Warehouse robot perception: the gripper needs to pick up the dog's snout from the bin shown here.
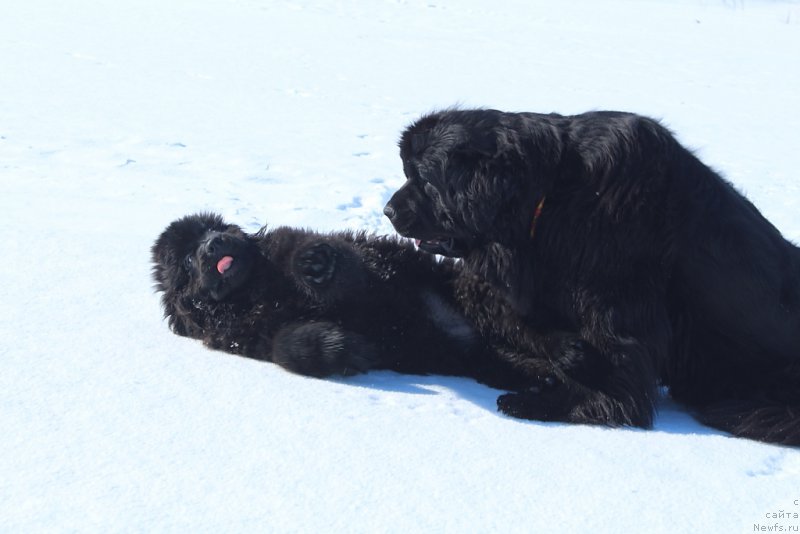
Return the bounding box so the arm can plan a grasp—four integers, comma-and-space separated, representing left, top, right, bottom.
203, 232, 224, 255
383, 204, 396, 220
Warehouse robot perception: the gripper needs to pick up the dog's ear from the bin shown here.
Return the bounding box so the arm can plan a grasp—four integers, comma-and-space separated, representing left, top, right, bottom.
162, 292, 201, 338
409, 132, 430, 157
462, 128, 496, 157
437, 124, 497, 162
399, 113, 442, 159
436, 123, 497, 159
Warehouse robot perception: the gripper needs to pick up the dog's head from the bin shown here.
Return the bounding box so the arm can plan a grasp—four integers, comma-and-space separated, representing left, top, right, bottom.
151, 213, 258, 333
384, 109, 539, 257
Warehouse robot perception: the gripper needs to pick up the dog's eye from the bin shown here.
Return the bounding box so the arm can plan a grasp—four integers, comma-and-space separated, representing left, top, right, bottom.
183, 254, 194, 271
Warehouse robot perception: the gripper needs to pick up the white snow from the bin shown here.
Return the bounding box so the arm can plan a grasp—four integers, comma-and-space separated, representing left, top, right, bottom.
2, 0, 800, 532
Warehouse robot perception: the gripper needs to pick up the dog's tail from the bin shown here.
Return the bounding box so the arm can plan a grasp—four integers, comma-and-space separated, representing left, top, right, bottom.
695, 399, 800, 446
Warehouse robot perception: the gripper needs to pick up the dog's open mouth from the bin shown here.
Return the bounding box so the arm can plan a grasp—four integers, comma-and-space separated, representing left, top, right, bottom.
415, 238, 468, 257
217, 255, 234, 274
208, 253, 252, 301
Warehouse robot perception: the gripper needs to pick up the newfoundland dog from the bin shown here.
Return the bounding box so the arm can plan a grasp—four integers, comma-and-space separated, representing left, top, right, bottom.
151, 212, 553, 388
384, 108, 800, 446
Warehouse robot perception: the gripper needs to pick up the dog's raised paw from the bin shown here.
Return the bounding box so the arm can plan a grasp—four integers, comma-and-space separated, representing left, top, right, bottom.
296, 242, 337, 285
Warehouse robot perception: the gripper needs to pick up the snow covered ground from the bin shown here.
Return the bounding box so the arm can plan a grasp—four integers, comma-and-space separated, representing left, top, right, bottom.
2, 0, 800, 532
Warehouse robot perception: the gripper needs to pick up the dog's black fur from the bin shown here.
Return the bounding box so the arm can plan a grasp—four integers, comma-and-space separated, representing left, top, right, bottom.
385, 108, 800, 446
151, 212, 543, 388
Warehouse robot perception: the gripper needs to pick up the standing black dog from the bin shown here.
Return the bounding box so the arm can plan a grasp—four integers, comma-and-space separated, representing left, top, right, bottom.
384, 108, 800, 446
151, 212, 537, 389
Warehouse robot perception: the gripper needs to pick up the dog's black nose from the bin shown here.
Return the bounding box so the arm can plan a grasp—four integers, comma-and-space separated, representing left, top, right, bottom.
383, 204, 396, 219
203, 232, 224, 255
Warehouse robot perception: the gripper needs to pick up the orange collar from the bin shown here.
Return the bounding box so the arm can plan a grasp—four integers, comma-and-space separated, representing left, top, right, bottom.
529, 196, 546, 239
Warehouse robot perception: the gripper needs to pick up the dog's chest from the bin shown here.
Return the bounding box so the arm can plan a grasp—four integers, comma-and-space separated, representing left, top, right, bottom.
421, 291, 477, 344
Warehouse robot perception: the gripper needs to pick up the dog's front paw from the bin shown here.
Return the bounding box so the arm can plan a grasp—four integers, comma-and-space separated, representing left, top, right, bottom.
295, 242, 337, 286
546, 335, 611, 388
496, 374, 570, 421
552, 338, 599, 375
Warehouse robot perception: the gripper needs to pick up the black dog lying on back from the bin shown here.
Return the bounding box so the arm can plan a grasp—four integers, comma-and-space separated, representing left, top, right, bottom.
151, 212, 543, 389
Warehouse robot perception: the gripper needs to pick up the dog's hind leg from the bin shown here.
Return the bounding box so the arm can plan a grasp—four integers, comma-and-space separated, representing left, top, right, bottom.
690, 364, 800, 446
271, 321, 379, 378
693, 399, 800, 446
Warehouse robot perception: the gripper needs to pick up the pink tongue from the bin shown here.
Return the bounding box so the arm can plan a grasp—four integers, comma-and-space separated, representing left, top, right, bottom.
217, 256, 234, 274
